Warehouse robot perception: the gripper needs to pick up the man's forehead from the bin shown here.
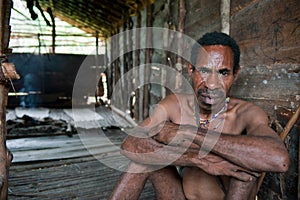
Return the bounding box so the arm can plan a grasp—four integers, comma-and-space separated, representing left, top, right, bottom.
195, 45, 233, 66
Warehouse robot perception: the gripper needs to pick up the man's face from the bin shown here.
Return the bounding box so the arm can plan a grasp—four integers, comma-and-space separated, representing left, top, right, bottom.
190, 45, 237, 111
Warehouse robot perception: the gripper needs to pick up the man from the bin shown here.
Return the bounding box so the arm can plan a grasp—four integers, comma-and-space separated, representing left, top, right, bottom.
109, 32, 289, 200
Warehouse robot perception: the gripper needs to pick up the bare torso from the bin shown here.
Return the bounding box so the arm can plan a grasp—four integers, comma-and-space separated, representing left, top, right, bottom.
162, 93, 255, 199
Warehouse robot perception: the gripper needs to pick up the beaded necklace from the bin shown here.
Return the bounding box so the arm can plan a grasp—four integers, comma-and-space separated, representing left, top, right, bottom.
194, 97, 230, 129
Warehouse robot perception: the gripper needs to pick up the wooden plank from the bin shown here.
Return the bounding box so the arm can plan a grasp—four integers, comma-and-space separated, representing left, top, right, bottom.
230, 0, 300, 66
185, 0, 221, 38
8, 155, 156, 199
7, 132, 124, 163
230, 0, 258, 16
7, 128, 156, 199
231, 64, 300, 105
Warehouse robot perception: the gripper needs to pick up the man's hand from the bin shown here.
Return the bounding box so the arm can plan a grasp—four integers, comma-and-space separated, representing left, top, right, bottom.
191, 153, 260, 182
151, 122, 199, 149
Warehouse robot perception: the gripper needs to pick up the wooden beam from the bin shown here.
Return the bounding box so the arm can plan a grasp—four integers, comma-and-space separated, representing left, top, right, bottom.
0, 0, 19, 198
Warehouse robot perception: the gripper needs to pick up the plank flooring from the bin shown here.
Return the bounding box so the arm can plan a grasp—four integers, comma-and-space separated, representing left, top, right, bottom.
7, 128, 156, 199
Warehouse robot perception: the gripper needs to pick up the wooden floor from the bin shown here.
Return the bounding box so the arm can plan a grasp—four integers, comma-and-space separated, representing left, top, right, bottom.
7, 128, 156, 199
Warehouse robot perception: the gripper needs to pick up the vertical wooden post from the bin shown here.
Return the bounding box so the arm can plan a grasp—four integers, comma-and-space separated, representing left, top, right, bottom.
143, 2, 153, 119
0, 0, 9, 198
175, 0, 186, 91
122, 20, 128, 111
177, 0, 186, 65
298, 132, 300, 200
95, 31, 99, 68
0, 0, 19, 199
105, 38, 112, 99
127, 18, 134, 117
47, 8, 56, 54
220, 0, 230, 34
134, 12, 141, 122
108, 31, 114, 99
0, 0, 5, 53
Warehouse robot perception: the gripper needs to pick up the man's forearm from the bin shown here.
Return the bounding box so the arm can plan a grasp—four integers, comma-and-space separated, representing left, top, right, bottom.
121, 136, 257, 181
183, 129, 289, 172
121, 135, 198, 167
152, 122, 288, 172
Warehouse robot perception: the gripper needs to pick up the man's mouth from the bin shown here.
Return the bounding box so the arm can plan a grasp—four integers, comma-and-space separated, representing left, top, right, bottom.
197, 90, 224, 105
200, 95, 219, 104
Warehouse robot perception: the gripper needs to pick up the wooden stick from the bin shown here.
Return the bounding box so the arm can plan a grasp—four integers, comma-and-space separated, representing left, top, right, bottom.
257, 106, 300, 192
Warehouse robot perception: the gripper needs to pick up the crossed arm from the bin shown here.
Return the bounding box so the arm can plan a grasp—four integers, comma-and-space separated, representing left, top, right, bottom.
121, 96, 289, 182
121, 120, 289, 181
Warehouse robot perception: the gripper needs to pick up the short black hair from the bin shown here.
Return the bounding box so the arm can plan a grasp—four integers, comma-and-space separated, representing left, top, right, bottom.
191, 32, 240, 74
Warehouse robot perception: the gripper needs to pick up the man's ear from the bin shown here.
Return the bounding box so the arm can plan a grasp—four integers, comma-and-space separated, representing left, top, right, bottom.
187, 63, 194, 76
233, 66, 241, 81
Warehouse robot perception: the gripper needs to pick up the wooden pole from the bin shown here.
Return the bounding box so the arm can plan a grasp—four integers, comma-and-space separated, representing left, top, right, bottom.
122, 19, 128, 111
143, 2, 153, 119
0, 0, 20, 198
298, 127, 300, 200
47, 8, 56, 54
127, 18, 134, 117
134, 12, 141, 122
177, 0, 186, 65
0, 0, 5, 54
175, 0, 186, 90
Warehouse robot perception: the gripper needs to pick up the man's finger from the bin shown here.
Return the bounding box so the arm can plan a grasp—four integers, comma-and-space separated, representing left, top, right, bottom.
230, 171, 253, 182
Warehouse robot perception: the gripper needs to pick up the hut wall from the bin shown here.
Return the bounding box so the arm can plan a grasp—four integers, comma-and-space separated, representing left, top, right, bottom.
230, 0, 300, 115
107, 1, 299, 197
230, 0, 299, 199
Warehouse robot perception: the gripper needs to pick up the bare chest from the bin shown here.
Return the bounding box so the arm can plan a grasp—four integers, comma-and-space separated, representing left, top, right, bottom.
170, 105, 246, 135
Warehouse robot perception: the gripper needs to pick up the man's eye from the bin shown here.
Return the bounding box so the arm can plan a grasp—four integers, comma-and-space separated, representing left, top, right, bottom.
197, 68, 209, 73
219, 70, 230, 76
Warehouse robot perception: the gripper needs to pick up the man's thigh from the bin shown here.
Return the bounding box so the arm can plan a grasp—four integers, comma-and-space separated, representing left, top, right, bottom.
182, 167, 227, 200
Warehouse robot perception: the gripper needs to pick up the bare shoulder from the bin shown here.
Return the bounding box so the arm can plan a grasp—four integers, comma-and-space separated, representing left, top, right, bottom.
158, 93, 194, 122
160, 93, 193, 108
229, 97, 271, 135
230, 98, 267, 117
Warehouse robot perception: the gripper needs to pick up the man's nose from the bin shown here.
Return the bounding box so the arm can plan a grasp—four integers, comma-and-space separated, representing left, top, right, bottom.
205, 73, 220, 90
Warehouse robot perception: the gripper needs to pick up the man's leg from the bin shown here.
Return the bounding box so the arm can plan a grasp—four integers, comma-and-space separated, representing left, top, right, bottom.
225, 176, 258, 200
182, 167, 225, 200
149, 166, 185, 200
109, 162, 150, 200
110, 162, 185, 200
182, 167, 258, 200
